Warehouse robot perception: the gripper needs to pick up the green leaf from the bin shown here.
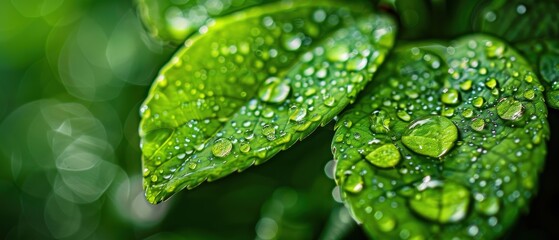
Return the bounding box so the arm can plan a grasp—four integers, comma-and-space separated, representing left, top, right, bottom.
140, 1, 397, 204
332, 35, 550, 239
137, 0, 278, 44
473, 0, 559, 108
516, 40, 559, 109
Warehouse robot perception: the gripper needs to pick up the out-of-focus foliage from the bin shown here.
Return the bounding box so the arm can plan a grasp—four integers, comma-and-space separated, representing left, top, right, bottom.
1, 0, 559, 239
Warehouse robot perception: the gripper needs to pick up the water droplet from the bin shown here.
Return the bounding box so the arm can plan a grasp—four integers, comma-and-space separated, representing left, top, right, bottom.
258, 77, 291, 103
496, 98, 524, 121
262, 125, 276, 141
365, 144, 401, 168
485, 78, 498, 89
188, 162, 197, 170
441, 89, 461, 105
473, 97, 484, 108
327, 45, 350, 62
516, 4, 527, 14
283, 34, 302, 51
524, 90, 535, 100
460, 80, 472, 91
211, 138, 233, 158
343, 174, 364, 194
397, 110, 411, 122
470, 118, 485, 132
409, 181, 470, 223
401, 116, 458, 158
462, 108, 474, 118
347, 56, 368, 71
369, 110, 391, 134
323, 96, 336, 107
374, 211, 397, 232
477, 196, 500, 216
239, 142, 251, 153
468, 225, 479, 237
289, 107, 307, 122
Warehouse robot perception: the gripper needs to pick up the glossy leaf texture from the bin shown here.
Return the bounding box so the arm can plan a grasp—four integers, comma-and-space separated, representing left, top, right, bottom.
137, 0, 278, 44
332, 35, 550, 239
473, 0, 559, 108
139, 0, 397, 204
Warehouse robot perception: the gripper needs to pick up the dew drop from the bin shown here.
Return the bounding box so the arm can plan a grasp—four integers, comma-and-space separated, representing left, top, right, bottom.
211, 138, 233, 158
239, 142, 251, 153
343, 174, 364, 194
441, 89, 461, 105
369, 110, 391, 134
409, 181, 470, 223
470, 118, 485, 132
365, 144, 401, 168
283, 34, 302, 51
401, 116, 458, 158
262, 124, 277, 141
496, 98, 524, 121
327, 45, 350, 62
289, 107, 307, 122
258, 77, 291, 103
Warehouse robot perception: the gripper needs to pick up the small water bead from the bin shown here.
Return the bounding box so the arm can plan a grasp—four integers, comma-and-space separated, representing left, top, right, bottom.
323, 96, 336, 107
397, 110, 411, 122
516, 4, 527, 14
374, 211, 397, 232
477, 196, 500, 216
401, 116, 458, 158
409, 181, 470, 223
239, 142, 251, 153
327, 44, 350, 62
485, 78, 498, 89
282, 34, 302, 51
441, 89, 461, 105
258, 77, 291, 103
212, 138, 233, 158
262, 125, 276, 141
471, 118, 485, 132
496, 98, 524, 121
289, 107, 307, 122
473, 97, 485, 108
347, 56, 368, 71
369, 110, 391, 134
365, 144, 401, 168
524, 90, 535, 100
344, 174, 364, 194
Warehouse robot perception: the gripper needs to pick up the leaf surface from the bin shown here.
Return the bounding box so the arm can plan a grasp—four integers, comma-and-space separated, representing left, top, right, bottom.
474, 0, 559, 108
332, 35, 549, 239
139, 0, 396, 204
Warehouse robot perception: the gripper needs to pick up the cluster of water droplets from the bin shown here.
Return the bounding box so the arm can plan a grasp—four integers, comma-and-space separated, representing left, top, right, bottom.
139, 3, 395, 203
332, 36, 549, 239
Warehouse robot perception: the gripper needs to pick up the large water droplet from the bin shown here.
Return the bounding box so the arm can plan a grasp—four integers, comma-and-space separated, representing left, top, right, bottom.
477, 196, 500, 216
401, 116, 458, 158
409, 181, 470, 223
262, 124, 276, 141
374, 211, 397, 232
369, 110, 391, 134
441, 89, 460, 105
283, 34, 302, 51
289, 107, 307, 122
343, 174, 364, 194
212, 138, 233, 158
496, 98, 524, 121
258, 77, 291, 103
327, 45, 350, 62
365, 144, 401, 168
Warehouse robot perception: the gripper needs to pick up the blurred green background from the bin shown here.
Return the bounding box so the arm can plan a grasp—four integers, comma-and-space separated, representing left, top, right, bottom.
0, 0, 558, 239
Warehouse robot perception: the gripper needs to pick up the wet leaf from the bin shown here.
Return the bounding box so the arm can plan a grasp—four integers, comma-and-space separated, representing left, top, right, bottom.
137, 0, 278, 44
332, 35, 549, 239
139, 1, 396, 204
474, 0, 559, 108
